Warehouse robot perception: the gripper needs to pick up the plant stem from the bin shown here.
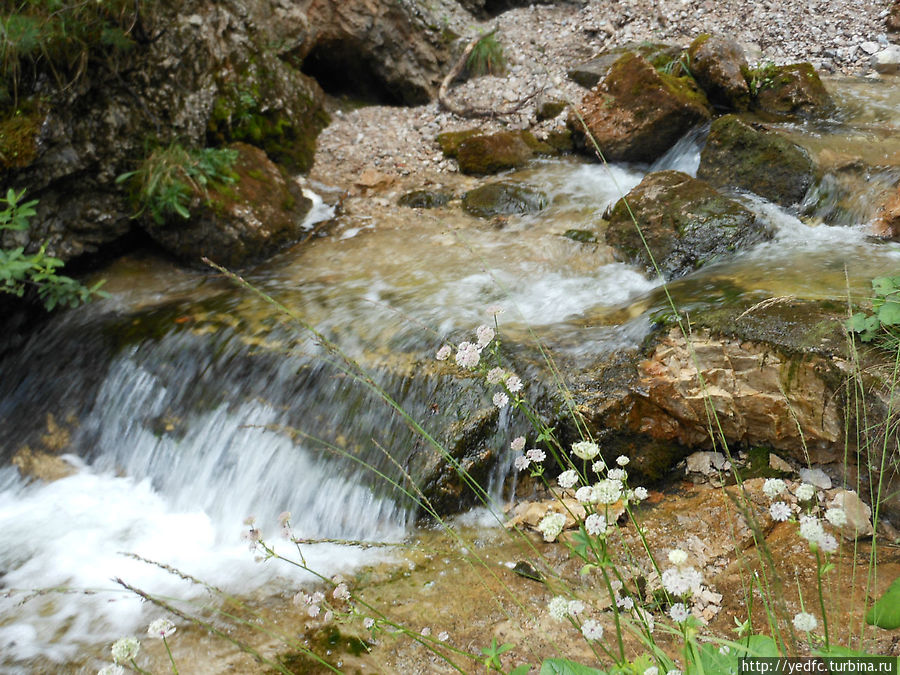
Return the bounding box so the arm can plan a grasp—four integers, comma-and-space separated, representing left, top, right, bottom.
163, 636, 179, 674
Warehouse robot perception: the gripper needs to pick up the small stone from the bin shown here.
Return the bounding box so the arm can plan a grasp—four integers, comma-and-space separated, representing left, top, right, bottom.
187, 13, 203, 26
769, 453, 794, 474
798, 468, 832, 489
827, 490, 874, 540
871, 45, 900, 73
686, 451, 730, 476
860, 41, 881, 55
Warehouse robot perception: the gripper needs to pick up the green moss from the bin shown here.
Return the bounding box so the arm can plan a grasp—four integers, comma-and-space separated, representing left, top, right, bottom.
274, 626, 372, 674
0, 100, 43, 170
742, 446, 788, 479
562, 229, 598, 243
436, 128, 481, 158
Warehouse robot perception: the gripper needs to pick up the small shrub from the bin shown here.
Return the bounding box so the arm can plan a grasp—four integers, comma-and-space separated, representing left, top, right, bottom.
466, 30, 506, 77
117, 144, 239, 224
846, 276, 900, 348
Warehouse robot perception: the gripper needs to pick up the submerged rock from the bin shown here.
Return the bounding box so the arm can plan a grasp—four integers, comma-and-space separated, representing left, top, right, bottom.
141, 143, 312, 267
697, 115, 816, 206
605, 170, 769, 279
687, 34, 751, 111
569, 53, 711, 162
397, 189, 452, 209
462, 182, 547, 218
750, 62, 835, 118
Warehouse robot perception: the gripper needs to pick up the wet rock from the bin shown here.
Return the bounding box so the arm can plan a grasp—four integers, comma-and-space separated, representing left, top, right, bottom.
462, 181, 547, 218
751, 63, 835, 118
456, 131, 538, 175
687, 34, 752, 111
569, 53, 711, 163
605, 170, 769, 280
141, 143, 312, 267
566, 42, 683, 89
873, 183, 900, 239
870, 45, 900, 73
436, 129, 482, 158
11, 447, 77, 482
697, 115, 816, 206
535, 97, 568, 121
398, 189, 452, 208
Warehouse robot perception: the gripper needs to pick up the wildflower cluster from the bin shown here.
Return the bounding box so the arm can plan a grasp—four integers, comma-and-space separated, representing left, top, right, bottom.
761, 478, 843, 554
99, 618, 178, 675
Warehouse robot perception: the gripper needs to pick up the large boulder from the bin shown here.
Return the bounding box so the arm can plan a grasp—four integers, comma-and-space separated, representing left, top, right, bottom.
569, 53, 711, 163
605, 170, 769, 279
141, 143, 313, 267
566, 42, 683, 89
1, 0, 327, 264
697, 115, 816, 206
456, 131, 535, 175
750, 63, 835, 118
687, 35, 751, 111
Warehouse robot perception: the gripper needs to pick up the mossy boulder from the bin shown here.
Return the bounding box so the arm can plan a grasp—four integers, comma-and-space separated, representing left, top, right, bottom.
535, 97, 567, 121
606, 170, 770, 279
462, 182, 547, 218
456, 131, 542, 175
206, 52, 328, 174
398, 189, 452, 208
566, 42, 683, 89
750, 63, 835, 118
687, 34, 751, 111
697, 115, 816, 206
569, 53, 711, 163
436, 129, 482, 158
141, 143, 312, 267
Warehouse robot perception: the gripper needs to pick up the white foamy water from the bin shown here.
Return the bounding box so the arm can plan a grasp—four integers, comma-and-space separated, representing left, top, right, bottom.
0, 353, 407, 669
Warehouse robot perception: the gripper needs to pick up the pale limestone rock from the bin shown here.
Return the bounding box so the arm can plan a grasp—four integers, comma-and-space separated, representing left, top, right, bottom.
828, 490, 874, 540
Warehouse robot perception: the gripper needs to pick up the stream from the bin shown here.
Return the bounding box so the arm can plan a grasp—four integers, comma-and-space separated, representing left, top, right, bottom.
1, 77, 899, 674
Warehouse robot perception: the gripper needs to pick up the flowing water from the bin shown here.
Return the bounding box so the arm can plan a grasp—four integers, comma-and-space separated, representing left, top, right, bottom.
1, 78, 899, 673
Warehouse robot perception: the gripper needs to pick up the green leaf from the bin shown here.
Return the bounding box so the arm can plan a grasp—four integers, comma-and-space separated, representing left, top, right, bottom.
876, 301, 900, 327
872, 276, 900, 297
540, 659, 606, 675
509, 666, 533, 675
866, 575, 900, 629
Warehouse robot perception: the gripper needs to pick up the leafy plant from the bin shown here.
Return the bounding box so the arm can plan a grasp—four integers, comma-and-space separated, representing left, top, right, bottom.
846, 276, 900, 346
747, 61, 778, 97
0, 188, 106, 310
117, 144, 239, 224
466, 30, 506, 77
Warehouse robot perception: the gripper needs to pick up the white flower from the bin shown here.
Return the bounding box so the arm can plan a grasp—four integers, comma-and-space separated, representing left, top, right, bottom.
493, 392, 509, 408
310, 591, 325, 604
525, 448, 546, 463
548, 596, 569, 621
333, 583, 350, 601
558, 469, 579, 489
793, 612, 818, 632
455, 341, 481, 368
567, 600, 585, 615
537, 512, 566, 542
667, 671, 683, 675
147, 618, 176, 639
593, 479, 622, 505
476, 324, 495, 347
435, 344, 451, 361
616, 455, 630, 466
633, 486, 649, 501
364, 617, 375, 629
111, 637, 140, 663
278, 511, 291, 526
572, 440, 600, 460
669, 603, 690, 623
575, 485, 595, 504
420, 627, 431, 636
438, 631, 450, 642
487, 367, 506, 384
668, 549, 688, 566
769, 501, 792, 522
514, 455, 530, 471
617, 595, 634, 610
799, 516, 826, 545
592, 460, 606, 473
98, 666, 126, 675
763, 478, 786, 499
486, 304, 504, 316
645, 668, 659, 675
662, 566, 703, 596
795, 483, 816, 502
308, 604, 320, 617
607, 468, 627, 481
585, 513, 607, 536
825, 507, 847, 527
819, 533, 838, 553
581, 619, 604, 641
506, 375, 523, 392
510, 436, 526, 452
636, 607, 655, 633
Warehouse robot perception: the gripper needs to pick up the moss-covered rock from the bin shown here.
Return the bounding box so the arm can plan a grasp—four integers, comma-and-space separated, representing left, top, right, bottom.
687, 34, 751, 111
750, 62, 835, 118
566, 42, 683, 89
568, 53, 711, 163
0, 101, 44, 173
436, 129, 482, 158
207, 52, 328, 174
397, 189, 452, 209
462, 181, 547, 218
697, 115, 816, 206
606, 170, 770, 279
535, 97, 567, 121
456, 131, 538, 175
141, 143, 312, 267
